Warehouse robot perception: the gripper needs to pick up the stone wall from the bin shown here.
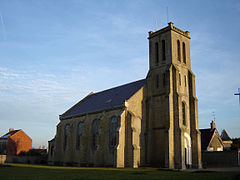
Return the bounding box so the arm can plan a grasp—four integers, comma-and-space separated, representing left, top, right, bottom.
202, 151, 239, 167
6, 155, 47, 164
53, 87, 144, 168
54, 108, 124, 167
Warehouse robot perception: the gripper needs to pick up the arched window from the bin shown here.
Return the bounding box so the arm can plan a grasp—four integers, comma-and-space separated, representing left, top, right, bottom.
182, 42, 186, 64
163, 73, 166, 87
177, 40, 181, 61
155, 74, 159, 89
182, 102, 186, 126
92, 119, 99, 150
184, 75, 187, 87
64, 124, 70, 151
76, 122, 83, 149
109, 116, 119, 148
155, 42, 159, 64
179, 73, 181, 86
50, 146, 54, 156
162, 40, 166, 61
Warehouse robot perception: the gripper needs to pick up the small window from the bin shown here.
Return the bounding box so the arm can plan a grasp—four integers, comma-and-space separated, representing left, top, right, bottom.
163, 73, 166, 87
109, 116, 119, 148
155, 74, 159, 89
177, 40, 181, 61
182, 102, 186, 125
182, 42, 186, 64
64, 124, 70, 151
92, 119, 99, 150
155, 42, 159, 64
76, 122, 83, 149
162, 40, 166, 61
179, 73, 181, 86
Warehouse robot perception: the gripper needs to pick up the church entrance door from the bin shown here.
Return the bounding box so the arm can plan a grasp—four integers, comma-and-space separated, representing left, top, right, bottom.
184, 132, 192, 168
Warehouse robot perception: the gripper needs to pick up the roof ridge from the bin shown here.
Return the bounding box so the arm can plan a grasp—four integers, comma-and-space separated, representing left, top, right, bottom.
93, 79, 146, 96
0, 129, 21, 138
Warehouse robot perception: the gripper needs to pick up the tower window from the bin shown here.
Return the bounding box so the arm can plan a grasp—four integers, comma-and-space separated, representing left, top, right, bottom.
162, 40, 166, 61
76, 122, 83, 149
182, 42, 186, 64
177, 40, 181, 61
155, 74, 159, 89
92, 119, 99, 150
184, 75, 187, 87
155, 42, 159, 64
182, 102, 186, 125
64, 124, 70, 151
163, 73, 166, 87
109, 116, 119, 148
179, 73, 181, 86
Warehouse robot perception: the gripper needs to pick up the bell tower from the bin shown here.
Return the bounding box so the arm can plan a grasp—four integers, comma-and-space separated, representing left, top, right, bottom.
143, 22, 201, 169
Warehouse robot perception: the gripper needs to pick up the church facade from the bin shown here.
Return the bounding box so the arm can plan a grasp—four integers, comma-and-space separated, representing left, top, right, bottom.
50, 22, 202, 169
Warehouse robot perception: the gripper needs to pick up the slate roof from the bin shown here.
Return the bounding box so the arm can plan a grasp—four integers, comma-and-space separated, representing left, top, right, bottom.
199, 128, 215, 150
0, 130, 20, 139
60, 79, 146, 120
221, 129, 231, 141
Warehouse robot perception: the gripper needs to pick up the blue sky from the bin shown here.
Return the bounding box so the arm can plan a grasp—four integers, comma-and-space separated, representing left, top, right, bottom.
0, 0, 239, 148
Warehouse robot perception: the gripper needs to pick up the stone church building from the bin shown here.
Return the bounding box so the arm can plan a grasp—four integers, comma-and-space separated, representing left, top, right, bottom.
50, 22, 202, 169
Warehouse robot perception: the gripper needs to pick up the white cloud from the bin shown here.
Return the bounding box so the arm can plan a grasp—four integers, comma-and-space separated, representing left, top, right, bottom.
0, 67, 21, 80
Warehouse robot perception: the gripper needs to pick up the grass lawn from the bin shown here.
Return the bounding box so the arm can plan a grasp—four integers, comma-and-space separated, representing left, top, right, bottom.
0, 163, 239, 180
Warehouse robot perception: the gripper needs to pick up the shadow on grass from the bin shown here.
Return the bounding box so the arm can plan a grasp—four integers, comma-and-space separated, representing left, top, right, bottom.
0, 163, 239, 180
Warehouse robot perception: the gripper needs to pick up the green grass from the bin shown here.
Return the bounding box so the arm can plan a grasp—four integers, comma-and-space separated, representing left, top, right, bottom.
0, 163, 239, 180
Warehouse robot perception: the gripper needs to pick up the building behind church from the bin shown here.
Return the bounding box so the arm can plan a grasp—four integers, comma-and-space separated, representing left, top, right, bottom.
49, 22, 202, 169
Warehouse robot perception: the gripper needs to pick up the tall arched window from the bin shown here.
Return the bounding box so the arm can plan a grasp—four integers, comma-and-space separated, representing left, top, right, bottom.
163, 73, 166, 87
155, 42, 159, 64
64, 124, 70, 151
177, 40, 181, 61
162, 40, 166, 61
184, 75, 187, 87
155, 74, 159, 89
109, 116, 119, 148
76, 122, 83, 149
179, 73, 181, 86
182, 102, 186, 126
182, 42, 186, 64
92, 119, 99, 150
50, 145, 54, 156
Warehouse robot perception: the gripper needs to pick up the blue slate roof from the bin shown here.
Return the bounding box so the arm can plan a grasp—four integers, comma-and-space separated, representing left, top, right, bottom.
60, 79, 146, 119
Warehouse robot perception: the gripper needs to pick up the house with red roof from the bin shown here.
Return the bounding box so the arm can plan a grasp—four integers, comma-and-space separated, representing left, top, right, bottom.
0, 129, 32, 155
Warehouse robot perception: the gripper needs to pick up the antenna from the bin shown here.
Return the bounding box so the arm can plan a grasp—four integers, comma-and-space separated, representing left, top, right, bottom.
212, 111, 216, 121
155, 14, 157, 31
166, 7, 169, 24
0, 12, 6, 40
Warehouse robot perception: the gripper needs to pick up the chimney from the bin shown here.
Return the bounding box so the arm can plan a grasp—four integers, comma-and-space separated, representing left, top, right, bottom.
9, 128, 14, 132
210, 120, 215, 129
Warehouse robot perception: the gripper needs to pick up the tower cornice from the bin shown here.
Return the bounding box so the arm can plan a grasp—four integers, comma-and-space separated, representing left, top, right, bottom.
148, 22, 190, 39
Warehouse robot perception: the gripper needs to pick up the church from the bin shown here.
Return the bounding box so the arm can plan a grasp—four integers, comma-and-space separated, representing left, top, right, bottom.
49, 22, 202, 169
